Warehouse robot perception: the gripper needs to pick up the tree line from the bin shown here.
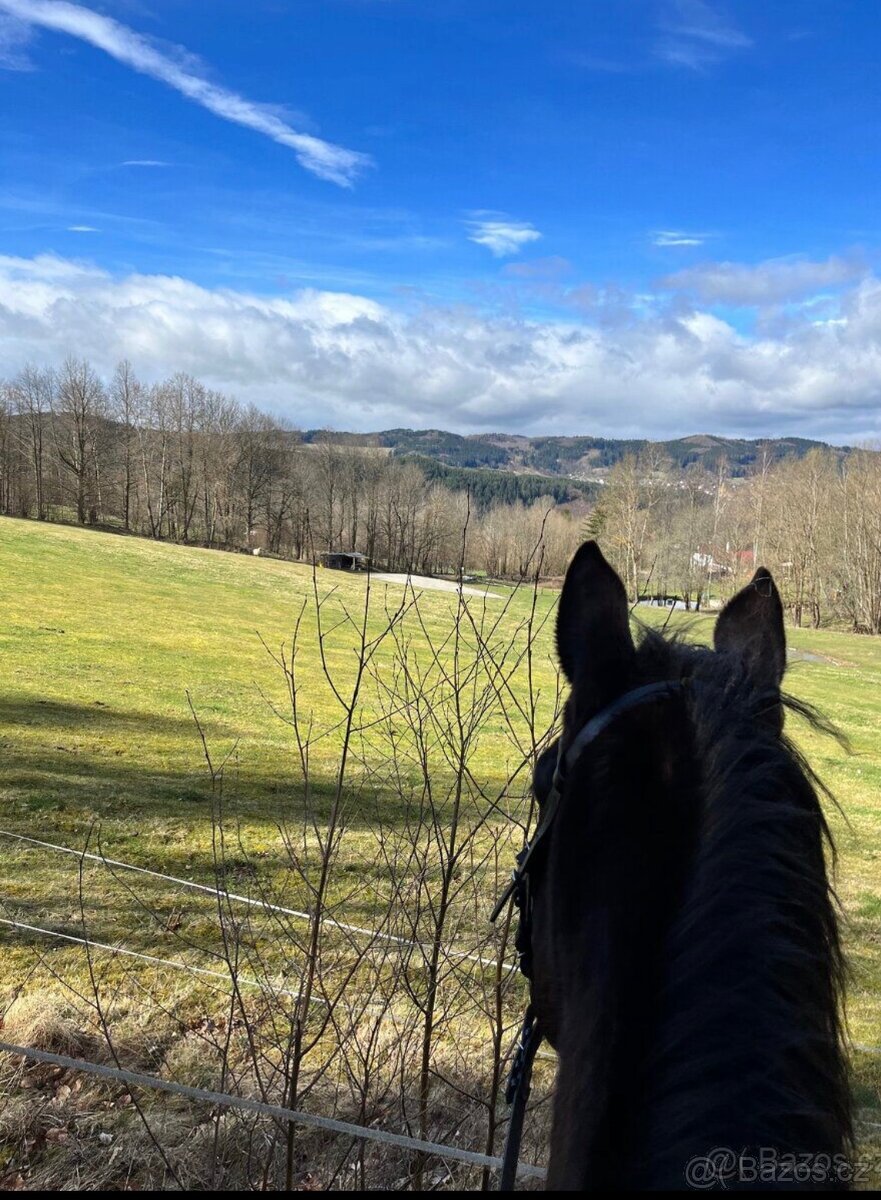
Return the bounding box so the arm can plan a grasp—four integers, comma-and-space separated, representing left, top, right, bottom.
3, 358, 878, 627
592, 445, 881, 634
0, 359, 583, 579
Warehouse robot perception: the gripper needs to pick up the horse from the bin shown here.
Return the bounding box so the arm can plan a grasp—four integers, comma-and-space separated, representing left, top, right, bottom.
521, 541, 852, 1190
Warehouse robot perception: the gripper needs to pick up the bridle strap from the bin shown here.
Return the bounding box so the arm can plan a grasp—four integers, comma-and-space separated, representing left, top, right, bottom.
490, 679, 685, 923
556, 678, 685, 784
499, 1006, 543, 1192
493, 676, 784, 1189
491, 678, 687, 1190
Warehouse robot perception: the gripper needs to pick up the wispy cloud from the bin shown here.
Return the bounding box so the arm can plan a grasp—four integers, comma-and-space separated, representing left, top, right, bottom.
0, 9, 31, 68
0, 0, 371, 185
503, 256, 573, 280
467, 214, 542, 257
652, 229, 710, 247
67, 224, 99, 232
121, 159, 171, 168
655, 0, 751, 71
659, 254, 866, 304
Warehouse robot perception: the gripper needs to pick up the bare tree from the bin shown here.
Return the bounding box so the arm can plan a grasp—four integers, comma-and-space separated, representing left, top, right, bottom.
0, 382, 16, 514
109, 360, 142, 531
50, 357, 107, 525
10, 364, 53, 520
137, 382, 172, 538
836, 447, 881, 634
600, 450, 666, 601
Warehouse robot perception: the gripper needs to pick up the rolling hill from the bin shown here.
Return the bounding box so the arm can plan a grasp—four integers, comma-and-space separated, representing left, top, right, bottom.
301, 428, 845, 481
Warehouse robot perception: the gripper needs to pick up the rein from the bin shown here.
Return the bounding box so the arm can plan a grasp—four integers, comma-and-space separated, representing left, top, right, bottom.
491, 679, 685, 1191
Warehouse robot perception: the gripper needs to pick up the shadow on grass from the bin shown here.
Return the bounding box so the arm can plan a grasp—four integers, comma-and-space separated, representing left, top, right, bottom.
0, 696, 446, 840
1, 695, 513, 961
0, 695, 203, 737
1, 745, 340, 821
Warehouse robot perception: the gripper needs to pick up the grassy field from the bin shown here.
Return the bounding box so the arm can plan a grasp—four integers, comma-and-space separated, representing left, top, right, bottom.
0, 515, 551, 953
0, 515, 879, 1186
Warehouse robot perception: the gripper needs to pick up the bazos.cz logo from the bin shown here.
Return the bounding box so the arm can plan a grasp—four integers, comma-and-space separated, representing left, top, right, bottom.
684, 1147, 875, 1189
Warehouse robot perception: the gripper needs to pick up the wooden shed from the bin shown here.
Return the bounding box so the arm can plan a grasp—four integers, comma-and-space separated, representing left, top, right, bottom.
319, 551, 371, 571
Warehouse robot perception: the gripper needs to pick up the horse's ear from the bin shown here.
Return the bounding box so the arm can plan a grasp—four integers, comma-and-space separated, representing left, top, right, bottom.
556, 541, 635, 695
714, 566, 786, 688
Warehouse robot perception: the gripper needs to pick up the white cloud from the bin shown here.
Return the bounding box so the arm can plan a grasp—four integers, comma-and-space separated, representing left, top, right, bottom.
1, 253, 881, 443
655, 0, 751, 71
660, 255, 866, 305
67, 224, 99, 232
467, 215, 542, 257
121, 159, 171, 168
652, 230, 709, 248
0, 9, 31, 67
0, 0, 370, 186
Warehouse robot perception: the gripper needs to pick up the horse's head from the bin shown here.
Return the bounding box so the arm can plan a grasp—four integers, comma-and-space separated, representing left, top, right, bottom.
526, 541, 788, 1052
520, 540, 849, 1188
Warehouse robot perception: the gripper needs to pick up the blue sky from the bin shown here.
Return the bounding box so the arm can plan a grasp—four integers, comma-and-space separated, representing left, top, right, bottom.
1, 0, 880, 441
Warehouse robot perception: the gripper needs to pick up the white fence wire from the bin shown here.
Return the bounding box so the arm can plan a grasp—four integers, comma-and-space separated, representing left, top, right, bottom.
0, 1039, 547, 1183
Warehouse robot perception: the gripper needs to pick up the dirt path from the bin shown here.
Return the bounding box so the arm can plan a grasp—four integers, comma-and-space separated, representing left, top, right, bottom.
370, 572, 502, 600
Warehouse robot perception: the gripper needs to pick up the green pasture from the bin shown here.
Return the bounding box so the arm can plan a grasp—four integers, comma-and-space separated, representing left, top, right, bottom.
0, 517, 552, 996
0, 515, 878, 1143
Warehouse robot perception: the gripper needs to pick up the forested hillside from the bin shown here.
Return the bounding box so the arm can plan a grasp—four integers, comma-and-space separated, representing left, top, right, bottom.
303, 427, 843, 479
410, 456, 596, 506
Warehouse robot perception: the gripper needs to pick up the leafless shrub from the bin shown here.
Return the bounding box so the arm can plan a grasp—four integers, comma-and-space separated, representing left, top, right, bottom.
1, 521, 563, 1190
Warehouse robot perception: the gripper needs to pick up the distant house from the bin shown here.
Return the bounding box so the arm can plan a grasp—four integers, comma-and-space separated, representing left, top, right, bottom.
692, 544, 756, 577
692, 549, 727, 576
319, 551, 371, 571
